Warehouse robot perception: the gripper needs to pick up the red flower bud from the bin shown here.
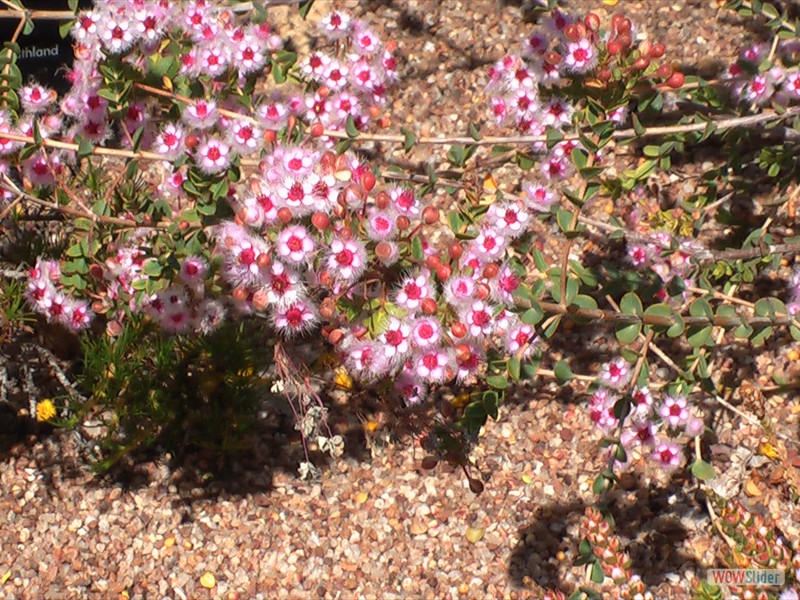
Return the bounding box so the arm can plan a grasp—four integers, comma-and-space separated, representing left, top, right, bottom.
361, 171, 376, 192
396, 215, 411, 231
584, 12, 600, 32
422, 206, 439, 225
425, 255, 442, 270
455, 343, 471, 362
649, 42, 666, 59
451, 322, 467, 339
328, 329, 344, 346
256, 253, 271, 269
421, 297, 438, 315
317, 85, 330, 99
666, 71, 685, 89
482, 263, 499, 279
252, 289, 269, 311
656, 64, 674, 80
606, 40, 622, 56
617, 33, 632, 49
436, 264, 452, 281
375, 191, 390, 209
449, 242, 463, 261
375, 241, 394, 261
597, 68, 612, 82
277, 207, 293, 223
233, 286, 247, 302
309, 123, 323, 138
368, 104, 381, 118
563, 24, 581, 43
544, 50, 562, 65
311, 211, 330, 231
632, 56, 650, 71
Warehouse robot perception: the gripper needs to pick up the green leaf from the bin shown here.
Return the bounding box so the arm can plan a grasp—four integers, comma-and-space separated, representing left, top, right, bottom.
553, 360, 573, 383
521, 303, 544, 326
411, 236, 424, 260
483, 390, 499, 420
620, 292, 643, 316
689, 298, 713, 319
345, 115, 359, 138
508, 357, 521, 381
401, 127, 416, 153
590, 563, 605, 584
486, 375, 508, 390
592, 473, 606, 495
691, 459, 716, 481
571, 147, 588, 170
298, 0, 315, 18
631, 113, 645, 136
687, 324, 713, 347
468, 122, 481, 141
77, 136, 93, 158
616, 321, 641, 345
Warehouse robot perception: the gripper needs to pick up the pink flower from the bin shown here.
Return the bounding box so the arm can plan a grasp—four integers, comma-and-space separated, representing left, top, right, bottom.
396, 372, 426, 406
492, 264, 521, 305
541, 97, 573, 128
487, 202, 531, 238
652, 441, 682, 470
414, 349, 454, 383
506, 323, 538, 359
277, 225, 316, 265
281, 147, 317, 177
278, 175, 319, 215
599, 358, 632, 390
301, 52, 331, 80
196, 137, 231, 174
464, 300, 495, 338
20, 84, 55, 114
323, 60, 350, 91
366, 209, 397, 241
229, 120, 262, 153
541, 155, 571, 181
326, 238, 367, 282
455, 343, 482, 382
272, 300, 318, 337
379, 317, 412, 361
563, 39, 596, 73
631, 386, 654, 416
659, 395, 689, 429
525, 184, 557, 212
99, 18, 134, 54
235, 37, 267, 75
154, 123, 185, 158
444, 276, 476, 308
345, 340, 390, 381
180, 256, 208, 284
183, 99, 218, 129
389, 186, 419, 218
621, 418, 657, 449
319, 11, 352, 39
352, 26, 379, 55
589, 389, 619, 435
471, 228, 507, 261
394, 272, 433, 312
411, 317, 442, 349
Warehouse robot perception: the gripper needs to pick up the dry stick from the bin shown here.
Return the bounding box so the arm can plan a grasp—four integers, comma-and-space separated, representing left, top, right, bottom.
685, 285, 755, 309
0, 9, 73, 19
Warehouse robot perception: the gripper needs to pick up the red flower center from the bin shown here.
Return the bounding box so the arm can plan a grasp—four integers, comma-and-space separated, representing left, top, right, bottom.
404, 282, 421, 299
418, 323, 434, 339
286, 236, 303, 252
239, 248, 255, 265
336, 249, 354, 266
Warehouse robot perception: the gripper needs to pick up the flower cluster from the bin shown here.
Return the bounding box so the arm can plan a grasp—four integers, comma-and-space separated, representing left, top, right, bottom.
589, 358, 703, 471
25, 259, 92, 330
726, 41, 800, 107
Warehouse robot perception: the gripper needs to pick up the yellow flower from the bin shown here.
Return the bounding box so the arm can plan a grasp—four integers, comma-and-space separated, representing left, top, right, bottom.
333, 367, 353, 390
36, 398, 57, 422
602, 0, 620, 5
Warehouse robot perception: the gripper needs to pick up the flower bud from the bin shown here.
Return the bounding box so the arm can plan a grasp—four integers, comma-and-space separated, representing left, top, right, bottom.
597, 68, 612, 82
233, 286, 248, 302
277, 207, 293, 223
656, 64, 673, 79
584, 12, 600, 32
455, 343, 471, 362
421, 297, 438, 315
317, 85, 330, 99
425, 255, 442, 270
449, 242, 463, 261
422, 206, 439, 224
311, 211, 330, 231
368, 104, 381, 118
252, 289, 269, 311
666, 71, 685, 88
256, 253, 271, 268
319, 270, 333, 287
451, 322, 467, 339
309, 123, 324, 138
185, 134, 199, 151
436, 264, 452, 281
632, 56, 650, 71
606, 39, 622, 56
319, 297, 336, 319
649, 42, 666, 58
361, 171, 376, 192
476, 283, 490, 300
375, 241, 394, 261
563, 24, 581, 43
328, 328, 344, 346
482, 263, 499, 279
617, 33, 632, 49
264, 129, 277, 143
638, 40, 652, 57
396, 215, 411, 231
179, 220, 190, 231
544, 50, 562, 65
376, 191, 390, 209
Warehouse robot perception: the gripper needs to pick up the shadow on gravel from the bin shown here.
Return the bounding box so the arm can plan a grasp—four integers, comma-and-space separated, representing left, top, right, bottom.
508, 472, 704, 593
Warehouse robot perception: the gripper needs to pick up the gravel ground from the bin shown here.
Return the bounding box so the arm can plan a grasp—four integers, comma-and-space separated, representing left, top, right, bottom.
2, 1, 800, 599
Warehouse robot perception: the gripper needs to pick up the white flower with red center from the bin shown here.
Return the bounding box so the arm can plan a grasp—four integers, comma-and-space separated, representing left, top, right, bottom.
620, 418, 657, 449
183, 99, 218, 129
81, 91, 108, 121
216, 222, 269, 286
414, 349, 454, 383
75, 119, 110, 144
99, 18, 134, 54
154, 123, 185, 158
784, 72, 800, 99
631, 386, 654, 416
67, 301, 93, 330
180, 256, 208, 285
589, 389, 619, 435
272, 300, 318, 337
323, 60, 350, 91
320, 11, 352, 39
382, 49, 398, 81
513, 88, 539, 118
161, 306, 193, 334
366, 210, 397, 241
523, 31, 549, 59
506, 323, 538, 359
135, 10, 163, 43
379, 317, 412, 360
444, 276, 476, 308
23, 152, 58, 187
652, 441, 682, 470
744, 74, 773, 105
627, 244, 651, 268
0, 124, 22, 156
564, 38, 596, 73
456, 343, 483, 382
345, 341, 390, 381
508, 64, 535, 91
235, 37, 266, 75
353, 27, 379, 55
394, 272, 432, 312
278, 225, 316, 265
459, 250, 483, 275
278, 175, 318, 215
740, 43, 767, 65
72, 11, 98, 41
395, 372, 426, 406
304, 92, 331, 122
487, 202, 531, 238
607, 106, 628, 125
599, 357, 631, 390
659, 395, 689, 429
122, 103, 148, 138
20, 85, 55, 114
264, 261, 304, 307
326, 238, 367, 282
471, 228, 507, 261
281, 147, 316, 177
350, 59, 378, 91
331, 92, 361, 122
301, 53, 331, 80
542, 98, 573, 128
312, 173, 339, 212
411, 317, 442, 349
196, 299, 226, 335
230, 120, 262, 153
491, 97, 508, 124
492, 264, 521, 304
389, 186, 419, 218
178, 48, 199, 76
464, 300, 495, 338
257, 101, 289, 130
541, 155, 571, 181
197, 138, 231, 174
